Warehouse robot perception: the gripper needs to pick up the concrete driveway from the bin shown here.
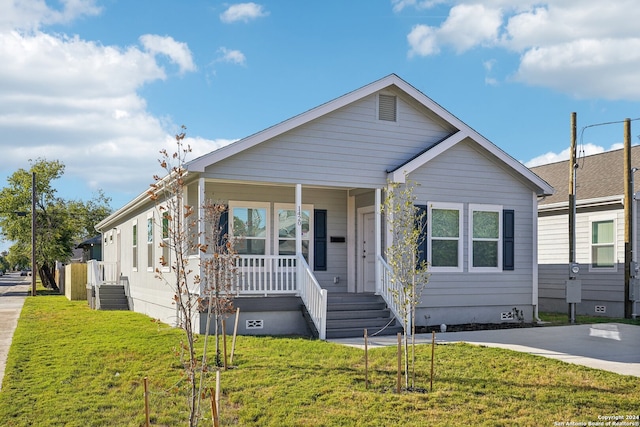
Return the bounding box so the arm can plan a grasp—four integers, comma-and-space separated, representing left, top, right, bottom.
330, 323, 640, 377
0, 273, 30, 390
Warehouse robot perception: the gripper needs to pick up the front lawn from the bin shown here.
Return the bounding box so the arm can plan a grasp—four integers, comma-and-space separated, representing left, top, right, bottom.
0, 296, 638, 426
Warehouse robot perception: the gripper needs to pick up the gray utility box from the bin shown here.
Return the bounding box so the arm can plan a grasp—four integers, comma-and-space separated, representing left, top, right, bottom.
630, 278, 640, 301
565, 279, 582, 303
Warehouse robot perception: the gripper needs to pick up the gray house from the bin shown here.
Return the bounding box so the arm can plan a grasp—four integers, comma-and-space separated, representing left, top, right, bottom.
532, 146, 640, 318
96, 74, 554, 338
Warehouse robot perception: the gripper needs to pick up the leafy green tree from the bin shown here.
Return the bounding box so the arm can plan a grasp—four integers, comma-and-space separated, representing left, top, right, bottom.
0, 159, 112, 289
383, 179, 430, 390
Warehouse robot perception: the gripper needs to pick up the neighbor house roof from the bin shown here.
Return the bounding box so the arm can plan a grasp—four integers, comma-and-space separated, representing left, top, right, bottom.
531, 145, 640, 208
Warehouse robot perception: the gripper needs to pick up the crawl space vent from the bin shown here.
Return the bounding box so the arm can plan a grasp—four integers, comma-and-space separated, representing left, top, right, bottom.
246, 319, 264, 329
500, 312, 514, 321
594, 305, 606, 314
378, 94, 397, 122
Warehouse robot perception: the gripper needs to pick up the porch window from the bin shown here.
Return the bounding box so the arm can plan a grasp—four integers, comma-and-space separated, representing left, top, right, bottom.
275, 204, 313, 263
161, 211, 170, 270
469, 204, 502, 271
591, 219, 615, 269
230, 202, 269, 255
428, 202, 463, 272
132, 220, 138, 271
147, 215, 153, 270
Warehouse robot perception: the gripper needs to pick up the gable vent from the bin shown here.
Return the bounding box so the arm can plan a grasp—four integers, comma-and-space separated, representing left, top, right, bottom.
378, 94, 397, 122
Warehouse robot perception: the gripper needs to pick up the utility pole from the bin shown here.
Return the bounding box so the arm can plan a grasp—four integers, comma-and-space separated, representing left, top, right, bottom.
31, 171, 36, 297
624, 119, 632, 318
567, 112, 580, 323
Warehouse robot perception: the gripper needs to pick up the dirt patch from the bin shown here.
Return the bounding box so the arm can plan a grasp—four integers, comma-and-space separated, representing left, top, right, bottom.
416, 322, 539, 333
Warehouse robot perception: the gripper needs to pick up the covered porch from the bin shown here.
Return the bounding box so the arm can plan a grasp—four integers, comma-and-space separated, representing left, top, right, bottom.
190, 178, 405, 339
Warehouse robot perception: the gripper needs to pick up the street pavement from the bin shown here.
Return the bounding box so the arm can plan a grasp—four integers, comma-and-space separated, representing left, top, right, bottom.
330, 322, 640, 377
0, 272, 31, 390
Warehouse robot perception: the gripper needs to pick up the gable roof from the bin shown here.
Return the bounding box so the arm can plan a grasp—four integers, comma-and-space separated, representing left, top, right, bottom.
187, 74, 554, 196
531, 145, 640, 207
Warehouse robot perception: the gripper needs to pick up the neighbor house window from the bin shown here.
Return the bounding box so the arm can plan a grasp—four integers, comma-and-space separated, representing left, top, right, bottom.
132, 220, 138, 271
469, 204, 502, 271
147, 215, 154, 270
591, 218, 615, 269
428, 202, 463, 272
162, 211, 170, 270
275, 204, 313, 262
229, 202, 269, 255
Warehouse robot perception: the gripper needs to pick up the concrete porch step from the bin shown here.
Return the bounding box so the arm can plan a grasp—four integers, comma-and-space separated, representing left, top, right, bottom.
323, 292, 402, 339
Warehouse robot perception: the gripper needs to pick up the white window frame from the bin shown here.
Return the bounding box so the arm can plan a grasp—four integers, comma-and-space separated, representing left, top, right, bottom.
147, 212, 154, 272
274, 203, 314, 263
132, 219, 138, 272
229, 201, 271, 256
469, 204, 502, 272
161, 210, 170, 273
428, 202, 463, 273
588, 214, 617, 272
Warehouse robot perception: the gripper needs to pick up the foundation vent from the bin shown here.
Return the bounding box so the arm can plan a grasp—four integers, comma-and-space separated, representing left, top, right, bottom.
246, 319, 264, 329
594, 305, 606, 314
500, 312, 514, 321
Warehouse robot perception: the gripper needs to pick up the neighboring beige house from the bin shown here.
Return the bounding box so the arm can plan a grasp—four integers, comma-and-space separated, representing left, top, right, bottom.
96, 74, 554, 339
532, 146, 640, 318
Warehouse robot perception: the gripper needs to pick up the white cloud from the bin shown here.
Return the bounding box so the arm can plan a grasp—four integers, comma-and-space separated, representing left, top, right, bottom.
0, 0, 102, 31
0, 13, 201, 207
403, 1, 640, 100
217, 47, 246, 66
139, 34, 196, 74
392, 0, 444, 13
220, 3, 269, 24
525, 143, 611, 167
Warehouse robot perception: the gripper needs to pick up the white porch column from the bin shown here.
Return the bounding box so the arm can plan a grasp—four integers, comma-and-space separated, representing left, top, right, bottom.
296, 184, 302, 256
375, 188, 382, 294
198, 177, 206, 251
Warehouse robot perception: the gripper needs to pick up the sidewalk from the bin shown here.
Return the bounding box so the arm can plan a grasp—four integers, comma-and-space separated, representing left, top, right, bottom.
0, 273, 30, 390
330, 323, 640, 377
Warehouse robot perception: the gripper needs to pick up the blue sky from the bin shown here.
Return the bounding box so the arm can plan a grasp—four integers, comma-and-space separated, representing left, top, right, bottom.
1, 0, 640, 218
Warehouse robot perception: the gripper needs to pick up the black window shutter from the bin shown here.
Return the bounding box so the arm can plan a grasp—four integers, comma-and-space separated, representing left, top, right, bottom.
314, 209, 327, 271
218, 207, 229, 248
415, 205, 427, 266
503, 209, 515, 271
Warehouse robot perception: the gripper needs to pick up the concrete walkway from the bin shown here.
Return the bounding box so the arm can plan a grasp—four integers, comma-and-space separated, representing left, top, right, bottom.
330, 323, 640, 377
0, 273, 30, 390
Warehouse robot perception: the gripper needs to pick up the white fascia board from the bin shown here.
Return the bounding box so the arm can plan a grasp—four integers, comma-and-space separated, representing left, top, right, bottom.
538, 195, 624, 212
390, 78, 555, 196
389, 130, 467, 183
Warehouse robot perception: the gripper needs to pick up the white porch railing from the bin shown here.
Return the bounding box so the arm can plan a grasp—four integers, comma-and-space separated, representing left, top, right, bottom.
377, 255, 408, 332
297, 255, 327, 340
233, 255, 298, 295
87, 260, 120, 310
231, 255, 327, 339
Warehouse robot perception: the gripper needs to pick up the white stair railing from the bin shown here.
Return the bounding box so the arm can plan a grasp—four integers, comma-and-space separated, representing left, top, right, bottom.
377, 255, 407, 332
297, 255, 327, 340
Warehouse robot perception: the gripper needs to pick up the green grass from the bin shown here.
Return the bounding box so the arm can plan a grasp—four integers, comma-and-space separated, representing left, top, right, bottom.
539, 311, 640, 326
1, 297, 638, 426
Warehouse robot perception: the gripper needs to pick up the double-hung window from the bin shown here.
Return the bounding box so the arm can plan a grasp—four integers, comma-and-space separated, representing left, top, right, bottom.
229, 202, 269, 255
469, 204, 502, 271
132, 220, 138, 271
147, 214, 154, 271
428, 202, 463, 272
161, 211, 170, 270
590, 218, 616, 270
275, 204, 312, 263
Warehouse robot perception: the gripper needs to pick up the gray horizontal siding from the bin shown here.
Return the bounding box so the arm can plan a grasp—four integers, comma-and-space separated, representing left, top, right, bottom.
204, 93, 452, 188
408, 140, 536, 308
